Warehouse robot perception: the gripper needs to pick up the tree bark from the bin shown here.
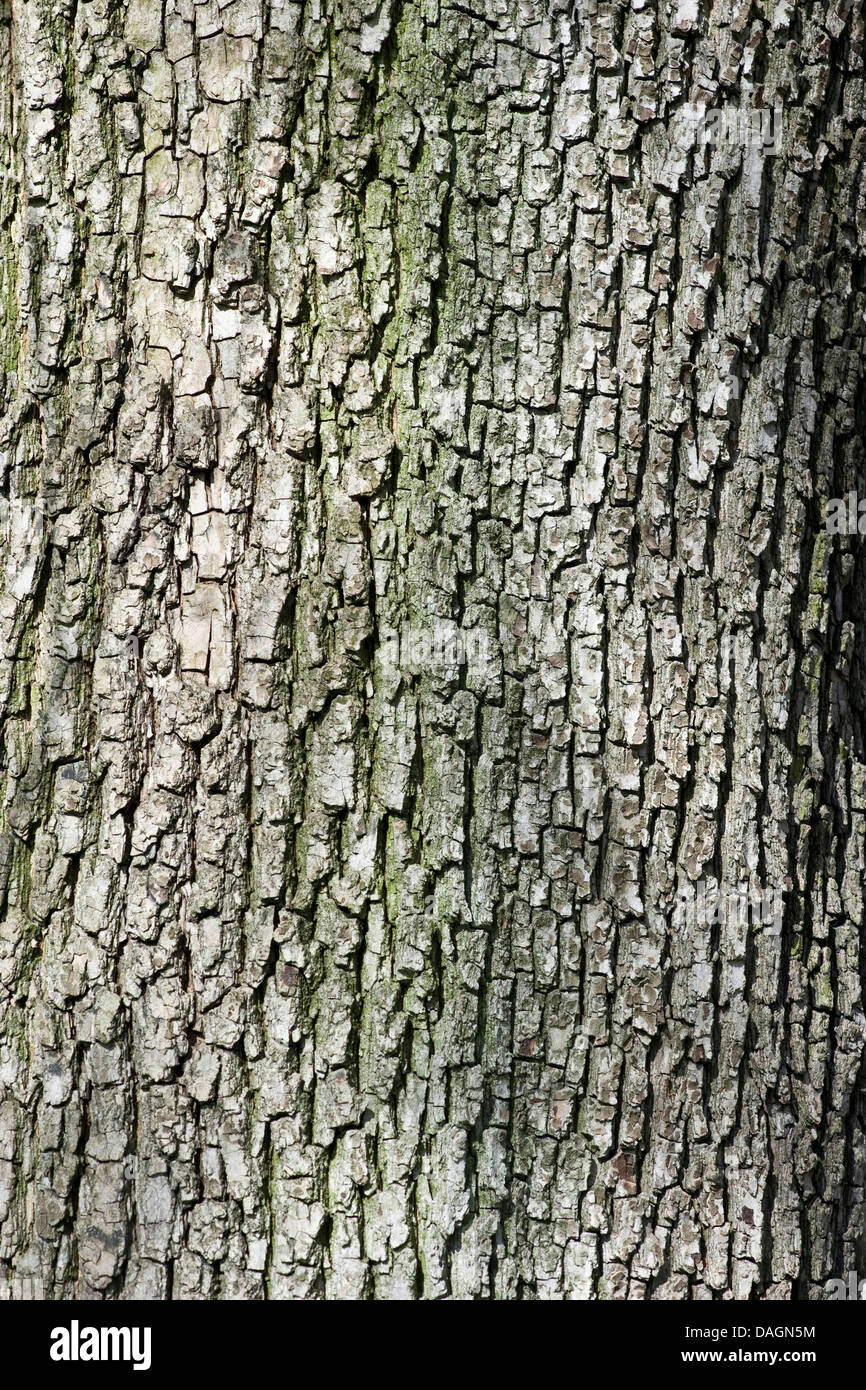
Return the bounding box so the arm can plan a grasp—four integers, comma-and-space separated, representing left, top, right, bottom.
0, 0, 865, 1300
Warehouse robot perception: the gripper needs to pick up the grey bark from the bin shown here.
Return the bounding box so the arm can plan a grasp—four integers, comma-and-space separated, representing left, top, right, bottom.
0, 0, 865, 1300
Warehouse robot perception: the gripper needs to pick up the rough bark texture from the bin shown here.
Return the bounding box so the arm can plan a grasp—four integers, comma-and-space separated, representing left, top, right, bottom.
0, 0, 865, 1301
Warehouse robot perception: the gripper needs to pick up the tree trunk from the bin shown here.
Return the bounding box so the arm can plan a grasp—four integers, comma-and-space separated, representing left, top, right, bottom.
0, 0, 865, 1301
